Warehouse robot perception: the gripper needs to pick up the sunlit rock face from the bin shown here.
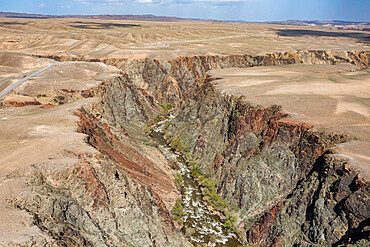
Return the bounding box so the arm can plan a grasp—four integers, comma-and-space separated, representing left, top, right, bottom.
135, 51, 369, 246
10, 50, 369, 246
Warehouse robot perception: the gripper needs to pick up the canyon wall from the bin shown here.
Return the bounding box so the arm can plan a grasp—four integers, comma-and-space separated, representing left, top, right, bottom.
165, 77, 369, 245
9, 75, 191, 246
22, 50, 370, 246
159, 51, 369, 246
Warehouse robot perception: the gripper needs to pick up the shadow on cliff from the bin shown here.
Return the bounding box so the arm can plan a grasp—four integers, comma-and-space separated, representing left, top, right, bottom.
277, 29, 370, 43
69, 21, 141, 29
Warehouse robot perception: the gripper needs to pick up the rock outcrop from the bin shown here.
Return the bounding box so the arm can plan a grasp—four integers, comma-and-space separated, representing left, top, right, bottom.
4, 73, 190, 246
158, 52, 369, 246
12, 154, 190, 247
15, 50, 369, 246
39, 50, 370, 107
3, 94, 41, 107
77, 50, 369, 246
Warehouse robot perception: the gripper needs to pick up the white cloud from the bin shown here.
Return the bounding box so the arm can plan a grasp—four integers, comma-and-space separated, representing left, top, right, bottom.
212, 0, 255, 1
73, 0, 92, 4
38, 3, 45, 8
71, 0, 249, 7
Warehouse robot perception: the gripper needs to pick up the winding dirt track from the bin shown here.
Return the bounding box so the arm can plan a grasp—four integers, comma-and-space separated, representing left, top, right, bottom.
0, 60, 56, 98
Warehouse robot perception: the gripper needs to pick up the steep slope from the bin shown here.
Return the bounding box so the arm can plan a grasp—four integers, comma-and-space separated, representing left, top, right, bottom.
165, 78, 369, 245
158, 52, 369, 246
0, 62, 191, 247
75, 50, 369, 246
3, 50, 368, 246
74, 50, 369, 246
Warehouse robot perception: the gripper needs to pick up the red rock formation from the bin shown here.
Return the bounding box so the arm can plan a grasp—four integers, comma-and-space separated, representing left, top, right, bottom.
246, 201, 286, 244
3, 94, 41, 107
75, 108, 176, 202
68, 163, 109, 210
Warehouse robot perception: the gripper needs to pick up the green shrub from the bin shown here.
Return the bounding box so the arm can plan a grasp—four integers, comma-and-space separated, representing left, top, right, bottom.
170, 137, 190, 153
174, 173, 184, 187
188, 162, 237, 231
158, 102, 174, 117
154, 114, 165, 123
171, 198, 185, 224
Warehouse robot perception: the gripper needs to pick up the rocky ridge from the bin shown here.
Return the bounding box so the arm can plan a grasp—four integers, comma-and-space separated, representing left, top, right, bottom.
79, 50, 369, 245
158, 52, 370, 245
6, 50, 369, 246
1, 66, 190, 246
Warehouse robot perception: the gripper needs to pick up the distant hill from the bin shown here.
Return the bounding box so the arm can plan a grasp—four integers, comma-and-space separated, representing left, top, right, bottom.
266, 20, 370, 31
1, 13, 369, 31
0, 12, 226, 23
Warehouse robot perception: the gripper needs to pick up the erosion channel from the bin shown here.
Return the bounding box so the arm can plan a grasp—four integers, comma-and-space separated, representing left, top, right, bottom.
152, 125, 241, 246
4, 50, 369, 246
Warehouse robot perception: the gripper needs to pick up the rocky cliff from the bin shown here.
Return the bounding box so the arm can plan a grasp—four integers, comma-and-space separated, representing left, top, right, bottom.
159, 52, 369, 246
6, 74, 191, 246
165, 77, 369, 246
39, 50, 370, 107
21, 50, 370, 246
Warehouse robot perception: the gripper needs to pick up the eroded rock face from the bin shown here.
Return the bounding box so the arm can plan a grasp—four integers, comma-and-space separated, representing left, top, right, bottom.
12, 50, 369, 246
147, 51, 369, 246
41, 50, 370, 107
164, 77, 366, 245
73, 50, 369, 246
13, 157, 189, 247
3, 94, 41, 107
4, 72, 189, 246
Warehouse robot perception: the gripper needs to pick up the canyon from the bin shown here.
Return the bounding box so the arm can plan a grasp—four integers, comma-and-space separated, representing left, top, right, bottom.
0, 18, 369, 246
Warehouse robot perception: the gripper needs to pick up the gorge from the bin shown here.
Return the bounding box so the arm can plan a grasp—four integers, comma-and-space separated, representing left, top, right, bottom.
2, 50, 367, 246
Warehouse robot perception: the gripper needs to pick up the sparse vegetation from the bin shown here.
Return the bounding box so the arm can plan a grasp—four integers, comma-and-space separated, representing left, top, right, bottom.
188, 162, 237, 232
171, 198, 185, 225
174, 173, 184, 188
158, 102, 174, 118
154, 114, 165, 123
170, 136, 191, 153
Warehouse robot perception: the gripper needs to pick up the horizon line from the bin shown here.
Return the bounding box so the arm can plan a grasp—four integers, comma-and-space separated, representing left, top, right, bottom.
1, 11, 369, 24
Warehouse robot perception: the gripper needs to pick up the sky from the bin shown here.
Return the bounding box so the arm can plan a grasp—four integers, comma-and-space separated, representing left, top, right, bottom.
1, 0, 369, 22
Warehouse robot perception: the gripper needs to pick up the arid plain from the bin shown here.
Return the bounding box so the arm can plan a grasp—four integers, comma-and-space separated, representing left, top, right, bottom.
1, 18, 369, 59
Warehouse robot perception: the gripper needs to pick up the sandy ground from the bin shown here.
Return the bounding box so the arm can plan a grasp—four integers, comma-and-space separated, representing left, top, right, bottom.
0, 60, 121, 177
0, 100, 99, 177
0, 52, 120, 102
0, 52, 52, 92
0, 99, 97, 245
0, 61, 121, 245
211, 63, 370, 179
17, 61, 120, 95
0, 18, 369, 59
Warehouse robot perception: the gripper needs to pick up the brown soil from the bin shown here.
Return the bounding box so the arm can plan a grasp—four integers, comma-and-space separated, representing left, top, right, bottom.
3, 94, 41, 107
0, 62, 119, 245
0, 18, 368, 59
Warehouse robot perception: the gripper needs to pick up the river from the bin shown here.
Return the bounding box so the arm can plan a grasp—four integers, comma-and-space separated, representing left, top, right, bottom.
151, 126, 241, 247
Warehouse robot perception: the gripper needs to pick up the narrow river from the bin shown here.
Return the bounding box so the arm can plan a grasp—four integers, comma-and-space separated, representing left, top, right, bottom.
151, 126, 240, 246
